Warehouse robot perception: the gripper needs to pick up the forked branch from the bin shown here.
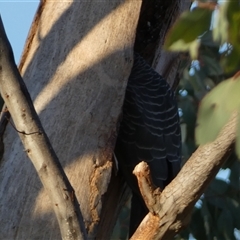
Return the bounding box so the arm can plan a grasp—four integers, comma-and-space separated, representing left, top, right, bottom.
131, 113, 237, 240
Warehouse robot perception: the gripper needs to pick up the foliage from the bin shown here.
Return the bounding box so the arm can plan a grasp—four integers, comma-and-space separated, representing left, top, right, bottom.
196, 75, 240, 145
165, 1, 240, 239
165, 8, 212, 59
165, 0, 240, 158
113, 1, 240, 239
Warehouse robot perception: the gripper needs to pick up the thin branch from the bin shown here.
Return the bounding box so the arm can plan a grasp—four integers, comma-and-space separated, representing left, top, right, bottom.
131, 112, 237, 240
133, 162, 161, 214
0, 16, 86, 240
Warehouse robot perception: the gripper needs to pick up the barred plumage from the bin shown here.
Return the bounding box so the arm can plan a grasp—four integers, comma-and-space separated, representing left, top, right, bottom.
115, 53, 181, 236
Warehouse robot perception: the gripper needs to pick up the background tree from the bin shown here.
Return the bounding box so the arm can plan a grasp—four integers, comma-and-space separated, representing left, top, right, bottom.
165, 1, 240, 239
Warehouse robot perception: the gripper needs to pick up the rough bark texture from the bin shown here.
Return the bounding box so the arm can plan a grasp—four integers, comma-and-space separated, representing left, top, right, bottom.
133, 162, 162, 214
0, 0, 141, 239
0, 0, 195, 239
0, 15, 87, 240
97, 1, 191, 238
131, 113, 237, 240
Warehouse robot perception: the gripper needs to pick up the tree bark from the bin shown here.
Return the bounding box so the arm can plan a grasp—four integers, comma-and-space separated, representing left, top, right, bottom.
0, 15, 87, 240
131, 113, 236, 240
0, 0, 202, 239
97, 0, 191, 238
0, 1, 141, 239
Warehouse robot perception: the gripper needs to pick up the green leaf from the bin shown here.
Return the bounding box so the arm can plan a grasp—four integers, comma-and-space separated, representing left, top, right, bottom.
214, 1, 240, 73
166, 39, 200, 59
223, 48, 240, 74
165, 8, 212, 55
196, 76, 240, 145
165, 8, 213, 45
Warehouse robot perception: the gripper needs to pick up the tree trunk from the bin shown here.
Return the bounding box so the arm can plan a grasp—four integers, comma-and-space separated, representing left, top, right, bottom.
0, 15, 87, 239
0, 1, 141, 239
0, 0, 193, 239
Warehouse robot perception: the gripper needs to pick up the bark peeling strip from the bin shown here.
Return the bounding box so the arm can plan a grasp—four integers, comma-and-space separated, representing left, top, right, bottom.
88, 160, 112, 232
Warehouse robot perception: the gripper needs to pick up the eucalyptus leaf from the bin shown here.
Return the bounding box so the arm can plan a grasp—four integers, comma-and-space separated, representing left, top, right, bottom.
196, 76, 240, 145
222, 48, 240, 74
167, 39, 200, 59
165, 8, 212, 54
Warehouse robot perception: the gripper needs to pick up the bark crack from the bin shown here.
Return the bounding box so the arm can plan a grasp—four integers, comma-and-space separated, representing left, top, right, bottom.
88, 160, 112, 234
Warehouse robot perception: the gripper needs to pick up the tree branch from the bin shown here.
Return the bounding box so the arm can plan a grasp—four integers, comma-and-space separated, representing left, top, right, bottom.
131, 112, 237, 240
0, 16, 86, 240
133, 162, 162, 214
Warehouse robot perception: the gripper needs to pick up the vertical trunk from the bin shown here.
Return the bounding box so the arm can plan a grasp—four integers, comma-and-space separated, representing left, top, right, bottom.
0, 0, 141, 239
0, 0, 191, 239
99, 0, 191, 238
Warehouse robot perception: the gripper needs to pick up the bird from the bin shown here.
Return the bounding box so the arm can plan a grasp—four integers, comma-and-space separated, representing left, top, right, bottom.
114, 52, 181, 237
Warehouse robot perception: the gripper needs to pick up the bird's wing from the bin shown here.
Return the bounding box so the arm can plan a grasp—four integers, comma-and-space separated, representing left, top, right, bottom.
115, 53, 181, 189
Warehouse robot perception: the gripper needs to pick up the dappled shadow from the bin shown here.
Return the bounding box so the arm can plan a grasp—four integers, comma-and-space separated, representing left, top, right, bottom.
21, 0, 123, 101
0, 1, 134, 239
0, 0, 179, 237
